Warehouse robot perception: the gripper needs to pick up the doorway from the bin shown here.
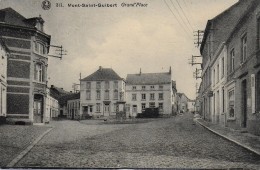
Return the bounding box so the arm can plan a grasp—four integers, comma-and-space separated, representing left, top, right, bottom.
241, 80, 247, 128
34, 94, 43, 123
104, 104, 110, 117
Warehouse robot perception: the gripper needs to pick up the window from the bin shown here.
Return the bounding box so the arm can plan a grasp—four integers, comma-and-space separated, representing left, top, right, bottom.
114, 90, 118, 100
34, 42, 46, 55
159, 93, 163, 100
132, 94, 137, 101
141, 94, 146, 100
217, 64, 219, 83
89, 105, 93, 113
230, 49, 235, 73
86, 82, 91, 89
132, 86, 136, 90
96, 103, 101, 112
241, 34, 247, 63
113, 104, 118, 112
35, 63, 44, 82
96, 82, 101, 89
159, 85, 163, 90
256, 72, 260, 112
228, 89, 235, 118
257, 17, 260, 49
149, 102, 155, 108
159, 103, 163, 111
150, 93, 155, 100
141, 103, 146, 111
213, 69, 215, 85
150, 86, 154, 90
86, 90, 91, 100
142, 86, 146, 90
222, 57, 224, 78
105, 90, 109, 100
105, 81, 110, 89
96, 90, 101, 100
114, 81, 118, 89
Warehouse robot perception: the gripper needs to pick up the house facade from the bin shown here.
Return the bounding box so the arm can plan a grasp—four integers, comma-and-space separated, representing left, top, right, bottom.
125, 68, 173, 117
67, 93, 80, 120
46, 87, 59, 122
177, 93, 189, 113
0, 8, 51, 124
0, 39, 9, 123
199, 0, 260, 135
210, 43, 227, 126
80, 66, 125, 118
225, 0, 260, 135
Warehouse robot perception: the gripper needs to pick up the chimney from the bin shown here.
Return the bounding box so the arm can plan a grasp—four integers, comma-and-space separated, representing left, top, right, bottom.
99, 66, 102, 70
139, 68, 142, 75
169, 66, 172, 74
51, 85, 54, 88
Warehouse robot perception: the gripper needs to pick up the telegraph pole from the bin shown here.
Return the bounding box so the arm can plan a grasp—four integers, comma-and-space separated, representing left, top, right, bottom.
194, 30, 204, 48
47, 45, 67, 59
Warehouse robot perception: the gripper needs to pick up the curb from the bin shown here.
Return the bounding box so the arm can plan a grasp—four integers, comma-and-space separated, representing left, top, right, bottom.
6, 127, 54, 167
194, 118, 260, 156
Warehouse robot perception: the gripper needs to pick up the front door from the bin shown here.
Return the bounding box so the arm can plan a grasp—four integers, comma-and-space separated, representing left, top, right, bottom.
241, 80, 247, 128
104, 104, 110, 117
33, 95, 43, 123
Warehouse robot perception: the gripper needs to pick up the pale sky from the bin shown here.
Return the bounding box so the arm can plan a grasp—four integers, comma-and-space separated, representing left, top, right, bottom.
0, 0, 238, 99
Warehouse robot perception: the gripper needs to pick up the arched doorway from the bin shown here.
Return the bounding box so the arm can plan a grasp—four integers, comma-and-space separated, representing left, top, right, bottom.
34, 94, 43, 123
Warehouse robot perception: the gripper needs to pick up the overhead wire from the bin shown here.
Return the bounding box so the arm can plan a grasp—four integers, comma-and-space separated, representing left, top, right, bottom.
163, 0, 192, 39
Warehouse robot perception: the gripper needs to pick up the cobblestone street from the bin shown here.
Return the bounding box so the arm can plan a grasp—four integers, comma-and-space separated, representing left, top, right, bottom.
15, 114, 260, 169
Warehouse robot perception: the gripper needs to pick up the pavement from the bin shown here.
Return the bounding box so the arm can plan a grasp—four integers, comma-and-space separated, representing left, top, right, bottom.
12, 113, 260, 169
0, 124, 51, 167
194, 116, 260, 156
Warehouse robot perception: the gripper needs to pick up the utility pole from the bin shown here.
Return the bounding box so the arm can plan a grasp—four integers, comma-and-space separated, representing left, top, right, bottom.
47, 45, 67, 59
193, 68, 202, 80
189, 55, 202, 66
194, 30, 204, 48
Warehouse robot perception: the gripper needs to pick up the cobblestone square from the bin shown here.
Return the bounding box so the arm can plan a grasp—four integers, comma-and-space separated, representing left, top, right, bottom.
13, 114, 260, 169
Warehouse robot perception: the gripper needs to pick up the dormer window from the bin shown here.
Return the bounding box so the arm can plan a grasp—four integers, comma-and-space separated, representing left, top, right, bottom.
36, 22, 44, 32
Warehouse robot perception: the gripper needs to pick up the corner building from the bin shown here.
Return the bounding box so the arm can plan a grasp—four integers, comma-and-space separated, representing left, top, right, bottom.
0, 8, 51, 124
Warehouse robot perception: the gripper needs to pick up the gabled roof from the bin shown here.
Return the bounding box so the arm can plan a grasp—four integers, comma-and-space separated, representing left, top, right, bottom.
49, 85, 70, 100
81, 67, 123, 81
126, 72, 171, 85
200, 0, 253, 54
0, 8, 36, 28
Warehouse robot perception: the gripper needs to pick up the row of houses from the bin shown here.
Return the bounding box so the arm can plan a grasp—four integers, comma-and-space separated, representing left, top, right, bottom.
197, 0, 260, 135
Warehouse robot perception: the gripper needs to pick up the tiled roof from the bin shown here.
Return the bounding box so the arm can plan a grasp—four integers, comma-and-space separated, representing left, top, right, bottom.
81, 67, 123, 81
126, 72, 171, 85
0, 8, 35, 28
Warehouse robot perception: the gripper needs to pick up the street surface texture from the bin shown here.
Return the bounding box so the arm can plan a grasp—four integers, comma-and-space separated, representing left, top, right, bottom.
0, 125, 50, 167
15, 114, 260, 169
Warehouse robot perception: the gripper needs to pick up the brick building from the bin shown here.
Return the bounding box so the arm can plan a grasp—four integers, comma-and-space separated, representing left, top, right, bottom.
0, 8, 51, 124
125, 68, 173, 117
0, 38, 9, 123
80, 66, 125, 118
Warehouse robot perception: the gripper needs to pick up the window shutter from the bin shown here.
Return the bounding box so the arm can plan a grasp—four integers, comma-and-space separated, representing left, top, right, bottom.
34, 64, 37, 80
251, 74, 256, 114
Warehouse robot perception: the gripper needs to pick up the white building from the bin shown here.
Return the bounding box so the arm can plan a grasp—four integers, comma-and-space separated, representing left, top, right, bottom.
125, 68, 173, 117
0, 39, 8, 122
80, 66, 125, 118
46, 87, 59, 122
210, 42, 227, 126
67, 93, 80, 120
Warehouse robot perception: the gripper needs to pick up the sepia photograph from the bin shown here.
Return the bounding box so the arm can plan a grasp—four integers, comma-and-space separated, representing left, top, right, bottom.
0, 0, 260, 169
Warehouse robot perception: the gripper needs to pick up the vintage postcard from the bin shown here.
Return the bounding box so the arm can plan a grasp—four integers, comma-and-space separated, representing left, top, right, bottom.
0, 0, 260, 169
